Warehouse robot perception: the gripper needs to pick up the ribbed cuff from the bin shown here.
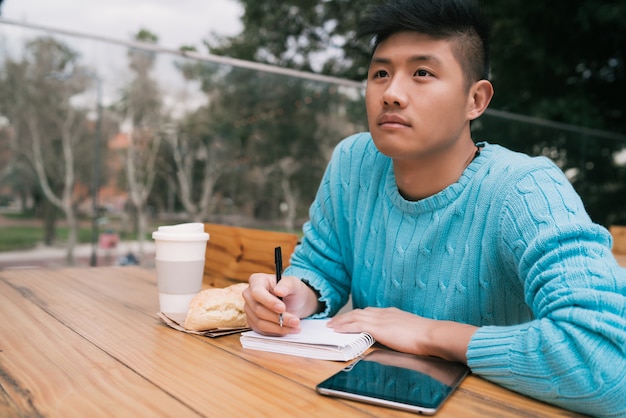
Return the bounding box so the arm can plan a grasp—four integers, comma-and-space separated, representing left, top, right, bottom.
467, 323, 531, 377
284, 266, 340, 317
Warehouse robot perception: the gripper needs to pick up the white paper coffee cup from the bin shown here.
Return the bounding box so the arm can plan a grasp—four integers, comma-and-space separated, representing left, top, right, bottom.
152, 223, 209, 313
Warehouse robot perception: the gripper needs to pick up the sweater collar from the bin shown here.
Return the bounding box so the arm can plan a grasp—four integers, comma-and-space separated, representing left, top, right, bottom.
386, 142, 491, 214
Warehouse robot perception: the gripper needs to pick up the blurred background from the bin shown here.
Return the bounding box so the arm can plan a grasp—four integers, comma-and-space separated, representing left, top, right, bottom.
0, 0, 624, 268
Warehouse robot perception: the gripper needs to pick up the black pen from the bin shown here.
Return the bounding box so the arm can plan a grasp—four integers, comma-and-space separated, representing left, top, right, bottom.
274, 246, 283, 327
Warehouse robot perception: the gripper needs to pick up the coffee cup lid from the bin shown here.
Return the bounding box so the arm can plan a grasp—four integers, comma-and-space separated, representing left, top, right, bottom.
152, 222, 209, 241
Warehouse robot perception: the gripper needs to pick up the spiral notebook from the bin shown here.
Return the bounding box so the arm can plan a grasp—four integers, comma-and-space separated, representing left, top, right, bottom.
240, 319, 375, 361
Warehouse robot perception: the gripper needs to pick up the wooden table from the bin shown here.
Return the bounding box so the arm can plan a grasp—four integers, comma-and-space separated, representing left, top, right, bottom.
0, 266, 588, 417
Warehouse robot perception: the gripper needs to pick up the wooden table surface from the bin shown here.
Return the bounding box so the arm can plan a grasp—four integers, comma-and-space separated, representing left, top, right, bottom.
0, 266, 592, 417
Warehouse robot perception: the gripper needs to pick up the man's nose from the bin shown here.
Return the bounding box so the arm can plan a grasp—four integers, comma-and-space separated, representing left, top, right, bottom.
381, 78, 407, 107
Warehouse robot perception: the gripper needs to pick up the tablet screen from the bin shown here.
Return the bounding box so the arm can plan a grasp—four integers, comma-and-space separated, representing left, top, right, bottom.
316, 349, 469, 415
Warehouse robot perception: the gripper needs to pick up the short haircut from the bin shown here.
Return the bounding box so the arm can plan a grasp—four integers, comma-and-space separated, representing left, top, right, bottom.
357, 0, 490, 87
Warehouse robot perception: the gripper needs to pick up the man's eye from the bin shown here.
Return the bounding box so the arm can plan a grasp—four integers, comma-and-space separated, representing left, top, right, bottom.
415, 69, 431, 77
373, 70, 389, 78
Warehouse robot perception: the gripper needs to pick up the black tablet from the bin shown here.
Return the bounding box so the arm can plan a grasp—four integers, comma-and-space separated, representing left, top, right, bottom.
316, 349, 469, 415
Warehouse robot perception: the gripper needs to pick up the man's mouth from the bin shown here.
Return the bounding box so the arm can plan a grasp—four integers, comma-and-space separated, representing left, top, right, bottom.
377, 114, 411, 127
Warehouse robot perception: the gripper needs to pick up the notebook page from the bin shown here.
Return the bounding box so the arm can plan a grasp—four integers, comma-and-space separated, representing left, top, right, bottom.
241, 318, 368, 347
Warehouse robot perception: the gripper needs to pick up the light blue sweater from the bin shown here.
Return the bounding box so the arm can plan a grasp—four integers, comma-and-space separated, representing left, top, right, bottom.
285, 133, 626, 416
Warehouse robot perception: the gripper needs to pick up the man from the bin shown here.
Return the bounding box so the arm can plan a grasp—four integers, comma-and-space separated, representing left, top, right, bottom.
242, 0, 626, 415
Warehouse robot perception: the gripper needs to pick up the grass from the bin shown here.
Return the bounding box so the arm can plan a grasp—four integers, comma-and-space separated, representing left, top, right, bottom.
0, 225, 95, 252
0, 226, 45, 251
1, 212, 36, 220
0, 224, 154, 252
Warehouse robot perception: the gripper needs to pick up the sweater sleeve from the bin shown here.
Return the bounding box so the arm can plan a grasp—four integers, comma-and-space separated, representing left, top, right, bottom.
284, 135, 366, 316
467, 163, 626, 417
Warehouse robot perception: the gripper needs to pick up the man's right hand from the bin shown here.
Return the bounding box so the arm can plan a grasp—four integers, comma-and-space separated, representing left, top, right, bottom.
242, 273, 319, 336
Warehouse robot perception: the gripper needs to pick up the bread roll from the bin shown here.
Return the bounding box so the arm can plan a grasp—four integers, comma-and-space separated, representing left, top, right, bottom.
184, 283, 248, 330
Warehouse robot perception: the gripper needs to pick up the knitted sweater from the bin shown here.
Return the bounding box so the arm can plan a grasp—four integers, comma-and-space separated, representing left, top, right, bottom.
285, 132, 626, 416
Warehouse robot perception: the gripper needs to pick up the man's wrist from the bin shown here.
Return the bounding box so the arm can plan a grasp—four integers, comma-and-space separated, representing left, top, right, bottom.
300, 278, 325, 316
425, 320, 477, 364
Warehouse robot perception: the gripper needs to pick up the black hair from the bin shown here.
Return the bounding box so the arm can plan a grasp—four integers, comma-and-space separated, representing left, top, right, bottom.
358, 0, 490, 85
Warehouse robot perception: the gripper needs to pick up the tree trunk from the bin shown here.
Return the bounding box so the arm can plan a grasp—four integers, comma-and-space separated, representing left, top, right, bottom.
280, 177, 297, 232
43, 199, 57, 246
63, 202, 77, 265
28, 114, 80, 265
137, 203, 148, 260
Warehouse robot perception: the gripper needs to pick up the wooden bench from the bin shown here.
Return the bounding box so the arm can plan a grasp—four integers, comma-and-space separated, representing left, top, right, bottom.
610, 225, 626, 255
203, 223, 299, 286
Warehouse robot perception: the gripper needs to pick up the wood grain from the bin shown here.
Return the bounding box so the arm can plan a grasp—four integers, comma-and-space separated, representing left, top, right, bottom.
0, 269, 362, 417
0, 270, 198, 417
0, 266, 590, 417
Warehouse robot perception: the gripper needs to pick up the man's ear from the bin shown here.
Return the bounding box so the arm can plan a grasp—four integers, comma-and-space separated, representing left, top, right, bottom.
467, 80, 494, 121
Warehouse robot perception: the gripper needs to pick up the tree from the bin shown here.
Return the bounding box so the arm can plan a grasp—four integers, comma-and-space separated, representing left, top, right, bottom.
480, 0, 626, 224
164, 51, 363, 229
208, 0, 625, 226
208, 0, 375, 80
214, 1, 624, 135
156, 60, 235, 223
0, 121, 37, 212
117, 29, 163, 258
198, 65, 363, 229
0, 36, 95, 263
484, 1, 625, 132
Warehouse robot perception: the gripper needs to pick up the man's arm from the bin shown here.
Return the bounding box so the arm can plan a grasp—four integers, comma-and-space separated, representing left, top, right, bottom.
328, 307, 477, 364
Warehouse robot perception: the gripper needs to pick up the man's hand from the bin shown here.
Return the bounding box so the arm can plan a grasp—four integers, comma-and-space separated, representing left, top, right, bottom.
242, 273, 319, 336
328, 307, 477, 364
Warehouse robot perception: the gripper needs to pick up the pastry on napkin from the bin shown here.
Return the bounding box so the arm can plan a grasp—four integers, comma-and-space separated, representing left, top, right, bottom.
183, 283, 248, 331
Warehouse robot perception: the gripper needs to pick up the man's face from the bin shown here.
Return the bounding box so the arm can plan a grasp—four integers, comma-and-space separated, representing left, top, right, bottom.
365, 32, 473, 161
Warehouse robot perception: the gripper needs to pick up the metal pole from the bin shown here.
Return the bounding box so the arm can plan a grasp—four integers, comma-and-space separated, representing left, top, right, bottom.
90, 77, 102, 267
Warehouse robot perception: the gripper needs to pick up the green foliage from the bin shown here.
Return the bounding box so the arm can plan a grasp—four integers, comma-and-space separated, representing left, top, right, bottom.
214, 0, 624, 134
483, 0, 625, 133
3, 1, 623, 229
479, 0, 626, 224
135, 29, 158, 43
208, 0, 378, 80
204, 0, 625, 226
